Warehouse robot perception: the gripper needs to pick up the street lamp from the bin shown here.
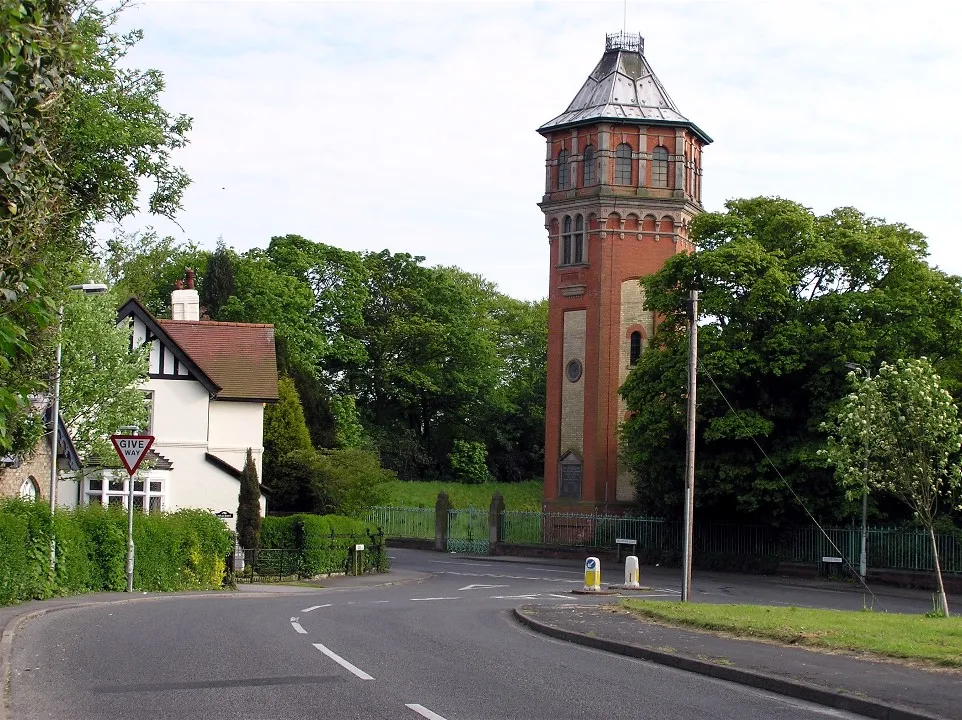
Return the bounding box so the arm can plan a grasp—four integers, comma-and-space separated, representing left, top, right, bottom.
49, 283, 109, 516
844, 361, 870, 581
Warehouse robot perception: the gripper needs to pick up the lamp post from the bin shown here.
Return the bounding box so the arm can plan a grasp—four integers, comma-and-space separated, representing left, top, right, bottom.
49, 283, 109, 516
844, 362, 870, 581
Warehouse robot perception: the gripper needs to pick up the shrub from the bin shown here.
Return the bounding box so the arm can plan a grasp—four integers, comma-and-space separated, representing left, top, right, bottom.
316, 447, 393, 518
262, 513, 388, 575
0, 500, 233, 605
448, 440, 491, 485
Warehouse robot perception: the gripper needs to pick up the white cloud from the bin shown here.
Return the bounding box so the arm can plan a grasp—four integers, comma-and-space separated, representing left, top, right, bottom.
109, 0, 962, 298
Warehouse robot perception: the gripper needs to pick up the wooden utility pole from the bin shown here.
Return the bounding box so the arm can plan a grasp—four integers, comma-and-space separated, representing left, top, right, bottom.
682, 290, 698, 602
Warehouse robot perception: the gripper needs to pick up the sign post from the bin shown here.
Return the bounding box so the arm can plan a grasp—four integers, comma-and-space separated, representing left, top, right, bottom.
110, 431, 154, 593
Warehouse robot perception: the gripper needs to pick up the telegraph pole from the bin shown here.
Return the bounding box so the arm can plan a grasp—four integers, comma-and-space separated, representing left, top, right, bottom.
682, 290, 698, 602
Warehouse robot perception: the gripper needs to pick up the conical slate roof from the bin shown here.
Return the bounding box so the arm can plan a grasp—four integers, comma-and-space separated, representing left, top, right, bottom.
540, 33, 711, 143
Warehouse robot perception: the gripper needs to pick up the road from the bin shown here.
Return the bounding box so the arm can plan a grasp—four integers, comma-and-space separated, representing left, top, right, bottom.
7, 549, 910, 720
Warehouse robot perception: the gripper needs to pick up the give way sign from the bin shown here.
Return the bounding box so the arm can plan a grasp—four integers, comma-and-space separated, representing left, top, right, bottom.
110, 435, 155, 476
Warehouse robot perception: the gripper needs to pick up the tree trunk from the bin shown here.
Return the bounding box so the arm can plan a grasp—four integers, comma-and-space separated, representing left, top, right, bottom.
928, 526, 951, 617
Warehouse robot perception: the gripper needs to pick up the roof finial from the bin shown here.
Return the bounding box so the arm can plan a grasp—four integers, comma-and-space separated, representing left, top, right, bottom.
606, 31, 644, 54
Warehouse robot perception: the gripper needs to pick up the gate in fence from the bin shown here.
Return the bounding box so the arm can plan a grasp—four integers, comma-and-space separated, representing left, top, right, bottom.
446, 508, 489, 555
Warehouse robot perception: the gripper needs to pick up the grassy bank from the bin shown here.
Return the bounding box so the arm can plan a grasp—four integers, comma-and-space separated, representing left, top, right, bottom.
620, 599, 962, 669
382, 479, 543, 511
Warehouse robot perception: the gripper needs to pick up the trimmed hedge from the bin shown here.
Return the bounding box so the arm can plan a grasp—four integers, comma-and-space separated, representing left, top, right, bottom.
0, 499, 233, 606
261, 514, 388, 576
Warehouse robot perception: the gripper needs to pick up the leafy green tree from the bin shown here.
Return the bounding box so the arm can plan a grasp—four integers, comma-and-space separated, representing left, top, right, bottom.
448, 440, 491, 485
103, 230, 208, 316
58, 281, 150, 459
236, 449, 261, 549
314, 447, 393, 518
621, 197, 962, 526
0, 0, 74, 454
822, 358, 962, 615
199, 239, 236, 319
2, 2, 193, 454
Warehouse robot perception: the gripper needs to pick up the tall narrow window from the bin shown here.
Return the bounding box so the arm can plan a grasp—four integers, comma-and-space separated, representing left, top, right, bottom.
652, 146, 669, 187
557, 149, 570, 190
615, 143, 632, 185
582, 146, 596, 185
574, 215, 584, 264
561, 215, 572, 264
629, 332, 642, 366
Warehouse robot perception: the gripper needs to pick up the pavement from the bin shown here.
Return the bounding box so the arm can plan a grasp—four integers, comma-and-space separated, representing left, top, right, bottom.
515, 602, 962, 720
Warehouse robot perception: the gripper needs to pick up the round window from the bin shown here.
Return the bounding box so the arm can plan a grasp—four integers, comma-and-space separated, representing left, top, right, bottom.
566, 359, 583, 383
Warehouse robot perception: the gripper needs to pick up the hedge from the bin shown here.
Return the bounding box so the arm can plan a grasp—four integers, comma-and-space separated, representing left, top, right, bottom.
0, 499, 233, 606
261, 514, 388, 576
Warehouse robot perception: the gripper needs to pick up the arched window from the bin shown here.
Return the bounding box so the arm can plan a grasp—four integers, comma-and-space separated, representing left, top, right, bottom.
629, 332, 642, 366
574, 215, 584, 263
614, 143, 632, 185
582, 146, 596, 185
19, 476, 39, 501
652, 146, 669, 187
561, 215, 572, 264
557, 150, 570, 190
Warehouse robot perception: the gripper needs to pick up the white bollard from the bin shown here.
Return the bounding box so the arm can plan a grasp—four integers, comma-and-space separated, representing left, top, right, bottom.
584, 556, 601, 591
624, 555, 640, 588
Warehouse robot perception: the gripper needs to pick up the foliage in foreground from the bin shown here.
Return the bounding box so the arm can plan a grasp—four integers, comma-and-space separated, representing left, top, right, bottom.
620, 599, 962, 668
0, 499, 232, 606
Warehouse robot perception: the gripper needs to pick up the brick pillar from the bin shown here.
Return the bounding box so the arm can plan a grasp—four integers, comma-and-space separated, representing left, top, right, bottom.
435, 491, 451, 551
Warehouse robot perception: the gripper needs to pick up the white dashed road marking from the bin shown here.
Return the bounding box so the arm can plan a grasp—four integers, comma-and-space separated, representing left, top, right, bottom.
406, 703, 449, 719
313, 643, 374, 680
410, 596, 461, 601
291, 622, 307, 634
301, 604, 331, 613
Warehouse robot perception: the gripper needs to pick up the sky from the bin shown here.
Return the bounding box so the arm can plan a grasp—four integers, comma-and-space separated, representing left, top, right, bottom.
112, 0, 962, 301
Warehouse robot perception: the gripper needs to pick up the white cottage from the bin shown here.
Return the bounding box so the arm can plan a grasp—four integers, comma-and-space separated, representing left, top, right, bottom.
67, 276, 278, 529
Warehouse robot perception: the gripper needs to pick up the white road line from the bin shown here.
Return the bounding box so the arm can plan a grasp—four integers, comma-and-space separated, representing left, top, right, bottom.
406, 703, 449, 720
545, 593, 574, 599
301, 604, 331, 613
291, 622, 307, 634
313, 643, 374, 680
370, 600, 390, 604
410, 596, 461, 601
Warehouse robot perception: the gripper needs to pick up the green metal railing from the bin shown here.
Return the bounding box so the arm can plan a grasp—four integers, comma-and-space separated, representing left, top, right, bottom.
367, 506, 435, 540
368, 505, 962, 574
447, 508, 489, 554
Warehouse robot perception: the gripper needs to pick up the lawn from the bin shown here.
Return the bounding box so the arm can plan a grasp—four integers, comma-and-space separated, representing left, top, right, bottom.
620, 599, 962, 669
382, 479, 543, 511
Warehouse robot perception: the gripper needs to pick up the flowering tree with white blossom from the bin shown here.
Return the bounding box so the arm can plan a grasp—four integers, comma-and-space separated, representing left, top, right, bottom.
822, 358, 962, 616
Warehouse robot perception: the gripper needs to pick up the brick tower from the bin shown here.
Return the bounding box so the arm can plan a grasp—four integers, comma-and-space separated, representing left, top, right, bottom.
540, 32, 711, 512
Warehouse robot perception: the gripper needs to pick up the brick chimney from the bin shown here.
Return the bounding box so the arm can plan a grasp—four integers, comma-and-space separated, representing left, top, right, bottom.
171, 268, 200, 321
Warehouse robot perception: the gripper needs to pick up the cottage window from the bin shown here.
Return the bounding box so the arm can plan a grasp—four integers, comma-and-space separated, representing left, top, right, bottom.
85, 473, 164, 513
561, 215, 572, 265
18, 476, 39, 501
574, 215, 584, 264
629, 331, 642, 366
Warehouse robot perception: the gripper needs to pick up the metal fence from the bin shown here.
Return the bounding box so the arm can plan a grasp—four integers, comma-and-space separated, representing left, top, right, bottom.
368, 506, 435, 540
367, 506, 962, 574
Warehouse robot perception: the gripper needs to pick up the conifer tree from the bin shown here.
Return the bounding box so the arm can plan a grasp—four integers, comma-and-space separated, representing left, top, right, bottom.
200, 240, 236, 319
236, 448, 261, 549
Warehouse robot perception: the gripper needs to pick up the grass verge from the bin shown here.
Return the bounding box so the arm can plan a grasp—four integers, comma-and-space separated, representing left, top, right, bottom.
620, 599, 962, 669
382, 479, 543, 511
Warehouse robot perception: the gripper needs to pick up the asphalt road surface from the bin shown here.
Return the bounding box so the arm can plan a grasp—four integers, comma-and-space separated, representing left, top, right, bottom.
8, 549, 903, 720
